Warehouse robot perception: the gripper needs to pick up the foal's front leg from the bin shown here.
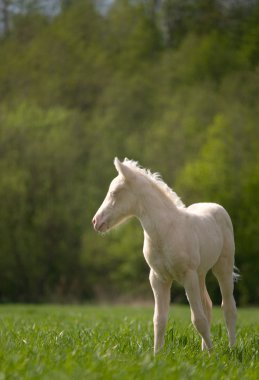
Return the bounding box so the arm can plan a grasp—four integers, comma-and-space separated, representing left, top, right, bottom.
149, 270, 171, 354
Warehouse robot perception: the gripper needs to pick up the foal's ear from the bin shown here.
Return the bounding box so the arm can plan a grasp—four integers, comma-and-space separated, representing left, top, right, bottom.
114, 157, 135, 180
114, 157, 122, 172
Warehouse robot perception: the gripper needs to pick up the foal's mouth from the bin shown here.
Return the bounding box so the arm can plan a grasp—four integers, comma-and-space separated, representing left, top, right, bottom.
97, 222, 108, 233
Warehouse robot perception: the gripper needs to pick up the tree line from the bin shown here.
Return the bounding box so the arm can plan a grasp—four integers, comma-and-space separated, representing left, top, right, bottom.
0, 0, 258, 304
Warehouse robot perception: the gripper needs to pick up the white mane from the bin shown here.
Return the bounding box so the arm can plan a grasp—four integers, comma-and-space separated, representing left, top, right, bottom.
123, 158, 185, 208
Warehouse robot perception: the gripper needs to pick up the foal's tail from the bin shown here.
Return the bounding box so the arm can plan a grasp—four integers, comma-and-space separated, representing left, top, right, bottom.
233, 266, 241, 283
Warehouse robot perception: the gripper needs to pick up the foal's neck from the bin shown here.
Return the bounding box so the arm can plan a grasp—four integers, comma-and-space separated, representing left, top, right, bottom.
136, 184, 180, 239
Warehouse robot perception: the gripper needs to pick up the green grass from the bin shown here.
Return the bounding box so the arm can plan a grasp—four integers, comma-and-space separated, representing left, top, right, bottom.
0, 305, 258, 379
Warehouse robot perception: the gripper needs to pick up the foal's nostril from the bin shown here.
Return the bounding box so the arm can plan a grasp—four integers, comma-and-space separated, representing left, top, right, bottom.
92, 217, 96, 227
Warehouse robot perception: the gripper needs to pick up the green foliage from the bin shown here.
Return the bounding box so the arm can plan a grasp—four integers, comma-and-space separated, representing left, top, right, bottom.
177, 114, 236, 204
0, 0, 259, 303
82, 220, 149, 300
0, 305, 258, 379
0, 104, 89, 301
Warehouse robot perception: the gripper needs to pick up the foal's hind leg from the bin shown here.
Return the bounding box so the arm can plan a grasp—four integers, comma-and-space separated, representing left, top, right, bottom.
199, 275, 212, 350
213, 260, 237, 347
184, 270, 212, 351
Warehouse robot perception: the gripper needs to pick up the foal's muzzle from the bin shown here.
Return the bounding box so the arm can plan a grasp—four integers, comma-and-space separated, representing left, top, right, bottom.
92, 214, 108, 233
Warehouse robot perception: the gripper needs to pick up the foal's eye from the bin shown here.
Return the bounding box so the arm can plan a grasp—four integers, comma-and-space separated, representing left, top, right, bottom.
110, 191, 117, 198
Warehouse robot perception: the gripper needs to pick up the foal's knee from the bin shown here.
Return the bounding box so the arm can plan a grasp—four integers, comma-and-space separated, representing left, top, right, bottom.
153, 313, 167, 330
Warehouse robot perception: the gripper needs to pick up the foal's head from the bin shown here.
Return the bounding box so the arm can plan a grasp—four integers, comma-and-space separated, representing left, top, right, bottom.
92, 158, 139, 233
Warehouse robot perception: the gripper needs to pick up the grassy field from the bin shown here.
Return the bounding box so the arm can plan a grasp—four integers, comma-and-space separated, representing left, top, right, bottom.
0, 305, 258, 380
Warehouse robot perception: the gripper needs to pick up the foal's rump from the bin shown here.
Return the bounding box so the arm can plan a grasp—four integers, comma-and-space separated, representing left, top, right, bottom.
187, 202, 235, 273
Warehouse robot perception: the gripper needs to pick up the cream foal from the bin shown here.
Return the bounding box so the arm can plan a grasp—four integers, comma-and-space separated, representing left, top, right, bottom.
92, 158, 237, 354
